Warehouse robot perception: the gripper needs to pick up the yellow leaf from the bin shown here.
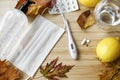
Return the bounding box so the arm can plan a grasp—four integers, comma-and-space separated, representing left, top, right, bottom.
77, 10, 95, 29
84, 14, 95, 29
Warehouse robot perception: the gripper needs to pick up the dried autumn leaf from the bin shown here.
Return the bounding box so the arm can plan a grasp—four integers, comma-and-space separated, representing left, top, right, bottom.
48, 0, 56, 8
0, 76, 7, 80
40, 58, 74, 80
15, 0, 56, 15
108, 58, 120, 69
100, 68, 120, 80
15, 0, 26, 9
77, 10, 90, 29
5, 67, 20, 80
40, 57, 58, 76
100, 58, 120, 80
0, 60, 20, 80
77, 10, 95, 29
0, 60, 7, 75
84, 14, 95, 29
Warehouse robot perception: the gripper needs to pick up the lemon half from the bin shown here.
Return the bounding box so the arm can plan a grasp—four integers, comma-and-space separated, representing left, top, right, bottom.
78, 0, 100, 8
96, 37, 120, 62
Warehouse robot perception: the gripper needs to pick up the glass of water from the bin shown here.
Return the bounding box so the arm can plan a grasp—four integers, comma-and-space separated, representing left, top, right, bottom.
94, 0, 120, 32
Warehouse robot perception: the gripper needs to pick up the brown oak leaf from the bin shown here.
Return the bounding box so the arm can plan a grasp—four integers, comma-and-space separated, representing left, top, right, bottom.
40, 58, 74, 80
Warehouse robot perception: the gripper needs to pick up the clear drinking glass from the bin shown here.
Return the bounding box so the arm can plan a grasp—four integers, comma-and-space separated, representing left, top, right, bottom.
94, 0, 120, 32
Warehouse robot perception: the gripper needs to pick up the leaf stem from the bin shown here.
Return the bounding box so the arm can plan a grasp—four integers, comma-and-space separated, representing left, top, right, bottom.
111, 69, 120, 80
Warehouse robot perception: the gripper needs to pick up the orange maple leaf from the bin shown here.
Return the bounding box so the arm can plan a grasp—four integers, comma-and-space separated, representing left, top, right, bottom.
0, 60, 20, 80
0, 60, 7, 75
5, 67, 20, 80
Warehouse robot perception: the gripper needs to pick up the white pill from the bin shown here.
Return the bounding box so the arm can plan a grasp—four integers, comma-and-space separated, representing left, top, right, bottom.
86, 39, 90, 43
81, 38, 87, 45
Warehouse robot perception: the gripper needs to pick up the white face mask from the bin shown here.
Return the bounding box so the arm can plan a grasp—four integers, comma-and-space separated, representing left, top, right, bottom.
5, 15, 64, 79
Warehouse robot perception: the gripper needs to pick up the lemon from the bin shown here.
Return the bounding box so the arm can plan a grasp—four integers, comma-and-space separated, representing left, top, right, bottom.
78, 0, 100, 8
96, 37, 120, 62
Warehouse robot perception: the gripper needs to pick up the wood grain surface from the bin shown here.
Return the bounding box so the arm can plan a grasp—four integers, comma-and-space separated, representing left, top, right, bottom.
0, 0, 119, 80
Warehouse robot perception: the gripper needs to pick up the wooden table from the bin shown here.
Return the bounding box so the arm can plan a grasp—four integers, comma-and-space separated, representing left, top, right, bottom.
0, 0, 118, 80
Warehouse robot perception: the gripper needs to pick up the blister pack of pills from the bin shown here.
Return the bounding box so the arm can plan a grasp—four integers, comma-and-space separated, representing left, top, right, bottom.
49, 0, 79, 14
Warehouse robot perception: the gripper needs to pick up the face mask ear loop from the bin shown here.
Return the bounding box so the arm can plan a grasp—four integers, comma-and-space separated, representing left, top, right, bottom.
40, 7, 49, 16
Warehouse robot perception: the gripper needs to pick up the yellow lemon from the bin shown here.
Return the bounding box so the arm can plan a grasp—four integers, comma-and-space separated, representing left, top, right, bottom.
78, 0, 100, 8
96, 37, 120, 62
